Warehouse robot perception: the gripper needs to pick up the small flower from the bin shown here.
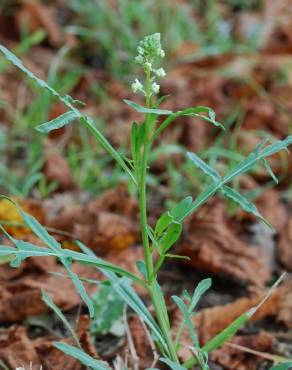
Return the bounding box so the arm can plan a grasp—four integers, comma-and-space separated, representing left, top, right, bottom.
135, 33, 165, 63
144, 62, 152, 71
155, 67, 166, 78
134, 55, 144, 65
131, 78, 144, 93
137, 46, 145, 56
151, 82, 160, 94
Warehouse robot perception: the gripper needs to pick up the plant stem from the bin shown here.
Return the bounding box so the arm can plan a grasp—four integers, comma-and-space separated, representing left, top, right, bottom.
137, 65, 179, 364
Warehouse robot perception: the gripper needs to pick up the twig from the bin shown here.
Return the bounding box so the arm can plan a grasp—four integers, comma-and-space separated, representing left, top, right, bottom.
123, 307, 139, 370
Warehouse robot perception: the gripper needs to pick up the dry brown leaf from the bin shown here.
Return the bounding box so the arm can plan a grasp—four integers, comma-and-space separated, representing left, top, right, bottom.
44, 186, 139, 254
16, 1, 64, 47
128, 315, 153, 369
173, 289, 282, 361
0, 198, 44, 238
44, 152, 76, 192
278, 218, 292, 270
0, 325, 41, 369
176, 200, 270, 287
0, 256, 81, 322
211, 332, 275, 370
35, 315, 100, 370
276, 278, 292, 328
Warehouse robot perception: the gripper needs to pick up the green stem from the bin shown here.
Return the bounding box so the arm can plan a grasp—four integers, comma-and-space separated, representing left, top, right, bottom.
137, 66, 179, 364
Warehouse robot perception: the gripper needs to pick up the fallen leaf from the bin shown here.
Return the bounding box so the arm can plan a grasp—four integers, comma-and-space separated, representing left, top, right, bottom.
0, 325, 41, 369
128, 315, 154, 369
176, 200, 270, 287
173, 289, 282, 361
276, 278, 292, 328
0, 198, 44, 238
16, 1, 64, 47
211, 331, 275, 370
278, 218, 292, 271
44, 152, 76, 192
35, 315, 100, 370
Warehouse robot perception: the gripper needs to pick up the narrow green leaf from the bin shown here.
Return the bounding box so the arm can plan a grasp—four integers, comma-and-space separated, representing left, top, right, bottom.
80, 116, 136, 185
2, 201, 95, 317
42, 291, 80, 347
160, 222, 182, 253
189, 278, 212, 311
36, 111, 78, 133
175, 279, 211, 350
221, 185, 271, 227
160, 358, 186, 370
54, 343, 110, 370
124, 99, 172, 115
183, 274, 285, 369
77, 243, 169, 355
169, 196, 193, 220
262, 158, 278, 184
187, 152, 221, 183
270, 362, 292, 370
154, 106, 223, 139
154, 212, 173, 237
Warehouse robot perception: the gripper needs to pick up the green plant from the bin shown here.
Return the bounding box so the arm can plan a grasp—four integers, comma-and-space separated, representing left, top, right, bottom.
0, 34, 292, 369
0, 44, 81, 197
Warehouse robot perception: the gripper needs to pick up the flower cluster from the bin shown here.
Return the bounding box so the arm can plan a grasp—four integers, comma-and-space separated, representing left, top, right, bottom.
131, 33, 166, 96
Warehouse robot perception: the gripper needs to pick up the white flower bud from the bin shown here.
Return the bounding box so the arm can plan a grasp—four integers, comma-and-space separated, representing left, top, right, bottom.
151, 82, 160, 94
155, 68, 166, 78
144, 62, 152, 70
137, 46, 144, 55
135, 55, 144, 65
131, 78, 143, 93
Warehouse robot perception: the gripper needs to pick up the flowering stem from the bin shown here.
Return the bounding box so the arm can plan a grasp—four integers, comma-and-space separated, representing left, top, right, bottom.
137, 64, 179, 364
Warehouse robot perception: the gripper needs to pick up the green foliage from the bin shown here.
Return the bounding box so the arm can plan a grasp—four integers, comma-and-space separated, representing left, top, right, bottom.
53, 343, 110, 370
270, 363, 292, 370
90, 284, 125, 336
0, 34, 291, 370
42, 290, 81, 347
